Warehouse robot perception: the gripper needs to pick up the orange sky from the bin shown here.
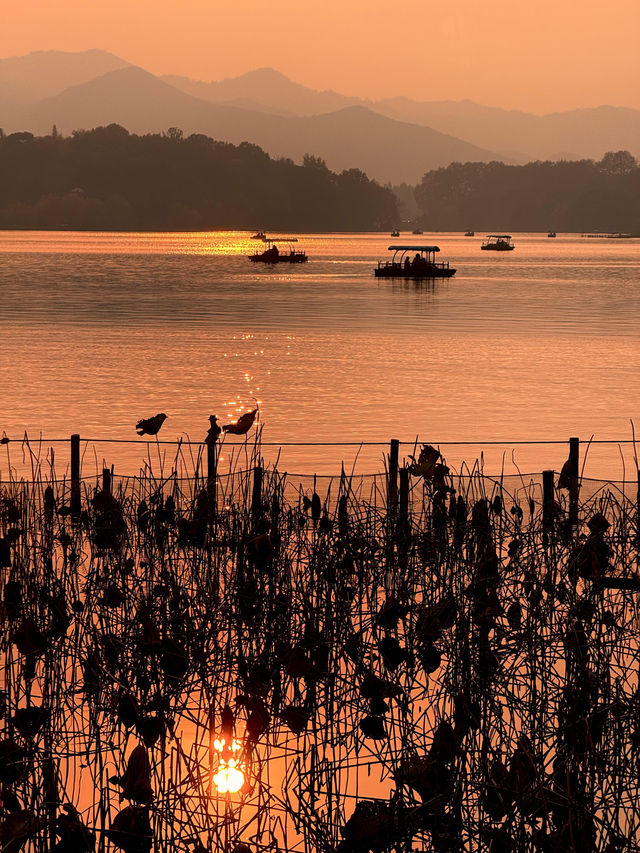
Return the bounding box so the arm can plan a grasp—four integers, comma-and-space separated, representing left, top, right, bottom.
2, 0, 639, 112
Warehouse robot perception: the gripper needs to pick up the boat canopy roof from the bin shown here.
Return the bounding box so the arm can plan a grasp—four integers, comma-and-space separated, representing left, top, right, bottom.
388, 245, 440, 252
265, 237, 298, 243
486, 235, 511, 239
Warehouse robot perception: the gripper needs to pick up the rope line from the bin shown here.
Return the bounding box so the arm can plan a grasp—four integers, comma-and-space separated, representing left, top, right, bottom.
6, 437, 640, 447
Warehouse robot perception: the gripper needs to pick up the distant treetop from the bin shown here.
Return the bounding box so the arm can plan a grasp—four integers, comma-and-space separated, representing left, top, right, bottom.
0, 125, 398, 231
414, 152, 639, 233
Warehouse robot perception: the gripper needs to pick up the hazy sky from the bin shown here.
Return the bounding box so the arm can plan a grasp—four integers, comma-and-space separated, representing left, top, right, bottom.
2, 0, 639, 112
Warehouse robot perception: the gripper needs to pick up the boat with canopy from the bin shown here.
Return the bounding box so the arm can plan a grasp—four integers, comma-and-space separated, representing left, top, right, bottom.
374, 245, 456, 279
248, 238, 307, 264
481, 234, 515, 250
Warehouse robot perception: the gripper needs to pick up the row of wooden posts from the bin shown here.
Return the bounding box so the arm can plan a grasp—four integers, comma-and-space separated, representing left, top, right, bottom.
386, 437, 584, 528
65, 434, 629, 530
68, 432, 222, 516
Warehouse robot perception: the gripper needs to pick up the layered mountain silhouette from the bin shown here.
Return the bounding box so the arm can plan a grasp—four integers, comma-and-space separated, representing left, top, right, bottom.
1, 51, 638, 184
162, 67, 361, 117
4, 65, 501, 184
0, 49, 129, 111
163, 66, 640, 161
373, 99, 640, 162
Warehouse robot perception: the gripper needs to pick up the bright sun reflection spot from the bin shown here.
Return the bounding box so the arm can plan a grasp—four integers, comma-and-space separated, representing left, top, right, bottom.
212, 738, 244, 794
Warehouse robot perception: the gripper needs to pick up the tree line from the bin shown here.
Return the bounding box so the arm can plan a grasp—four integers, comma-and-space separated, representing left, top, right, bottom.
0, 125, 398, 231
414, 151, 640, 233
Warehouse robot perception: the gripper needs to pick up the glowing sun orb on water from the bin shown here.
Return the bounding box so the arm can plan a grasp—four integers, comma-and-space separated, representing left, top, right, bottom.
212, 738, 244, 794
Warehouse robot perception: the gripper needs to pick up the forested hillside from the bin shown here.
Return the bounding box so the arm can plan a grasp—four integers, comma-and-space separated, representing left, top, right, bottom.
414, 152, 640, 232
0, 124, 398, 230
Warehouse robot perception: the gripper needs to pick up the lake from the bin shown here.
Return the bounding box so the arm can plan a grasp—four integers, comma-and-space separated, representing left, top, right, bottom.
1, 230, 639, 481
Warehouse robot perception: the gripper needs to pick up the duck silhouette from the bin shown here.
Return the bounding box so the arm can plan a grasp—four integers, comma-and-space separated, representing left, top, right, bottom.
222, 408, 258, 436
135, 413, 167, 437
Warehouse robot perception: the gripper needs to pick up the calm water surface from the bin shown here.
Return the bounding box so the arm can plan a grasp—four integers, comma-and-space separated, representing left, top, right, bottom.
1, 230, 639, 478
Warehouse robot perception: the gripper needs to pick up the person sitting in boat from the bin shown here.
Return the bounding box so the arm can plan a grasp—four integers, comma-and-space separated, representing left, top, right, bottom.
404, 256, 411, 271
412, 253, 423, 270
265, 244, 279, 261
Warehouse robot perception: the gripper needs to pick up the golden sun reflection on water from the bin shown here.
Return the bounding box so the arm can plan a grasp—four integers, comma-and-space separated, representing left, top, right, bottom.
212, 738, 245, 794
0, 229, 268, 256
184, 231, 265, 257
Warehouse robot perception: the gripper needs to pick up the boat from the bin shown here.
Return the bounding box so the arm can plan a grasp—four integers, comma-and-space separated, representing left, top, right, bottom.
464, 230, 475, 237
548, 231, 556, 238
412, 228, 424, 235
251, 231, 267, 240
481, 234, 514, 251
374, 245, 456, 279
248, 238, 307, 264
391, 230, 400, 237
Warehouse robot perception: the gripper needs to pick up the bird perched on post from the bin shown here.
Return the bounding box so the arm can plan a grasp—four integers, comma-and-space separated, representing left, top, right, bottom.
557, 457, 577, 490
205, 415, 221, 445
222, 408, 258, 436
135, 413, 167, 436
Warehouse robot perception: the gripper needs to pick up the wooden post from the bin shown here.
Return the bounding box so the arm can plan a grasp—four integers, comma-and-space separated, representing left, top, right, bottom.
399, 467, 409, 522
252, 465, 263, 530
569, 436, 579, 526
207, 438, 217, 512
102, 467, 111, 496
542, 469, 554, 530
388, 439, 399, 517
70, 434, 80, 517
398, 467, 409, 541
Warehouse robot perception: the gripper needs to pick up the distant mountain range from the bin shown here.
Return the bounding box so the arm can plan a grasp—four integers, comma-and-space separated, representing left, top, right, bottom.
1, 51, 639, 184
0, 49, 129, 111
165, 68, 640, 163
373, 99, 640, 163
162, 67, 359, 118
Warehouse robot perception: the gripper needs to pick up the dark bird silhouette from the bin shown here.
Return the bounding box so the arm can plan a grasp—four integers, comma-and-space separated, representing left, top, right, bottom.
222, 408, 258, 436
205, 414, 221, 444
135, 413, 167, 437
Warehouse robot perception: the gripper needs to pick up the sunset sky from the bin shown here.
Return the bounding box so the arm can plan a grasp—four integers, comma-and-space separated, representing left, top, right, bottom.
2, 0, 639, 112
